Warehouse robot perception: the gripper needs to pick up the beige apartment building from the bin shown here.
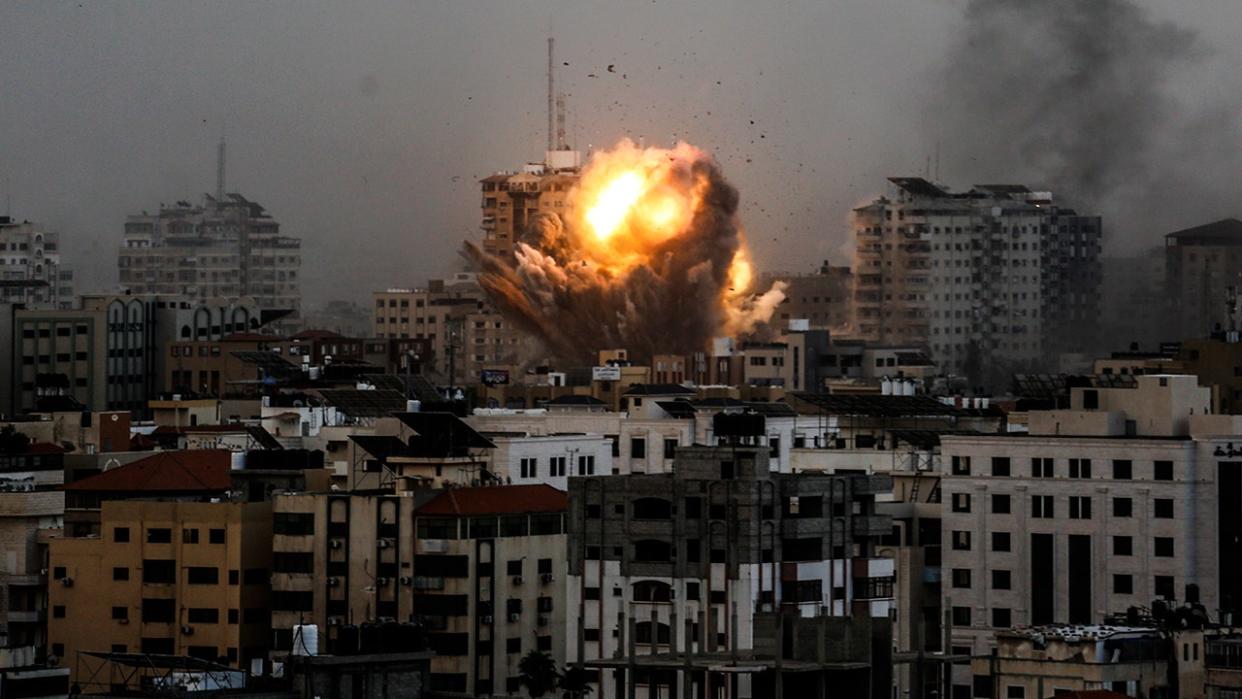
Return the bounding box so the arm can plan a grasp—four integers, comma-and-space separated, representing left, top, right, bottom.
47, 498, 273, 684
939, 374, 1240, 696
270, 484, 568, 697
478, 154, 579, 259
0, 216, 74, 310
1165, 218, 1242, 340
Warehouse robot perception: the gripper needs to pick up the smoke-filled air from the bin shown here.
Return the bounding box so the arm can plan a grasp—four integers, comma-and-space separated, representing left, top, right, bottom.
465, 139, 786, 365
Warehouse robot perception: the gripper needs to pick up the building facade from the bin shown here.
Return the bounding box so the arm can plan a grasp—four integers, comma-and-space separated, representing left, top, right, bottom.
1165, 218, 1242, 341
117, 194, 301, 331
850, 178, 1102, 376
566, 445, 894, 698
0, 217, 74, 310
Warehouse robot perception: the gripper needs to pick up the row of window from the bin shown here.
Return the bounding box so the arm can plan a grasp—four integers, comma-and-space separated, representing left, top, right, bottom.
951, 576, 1179, 631
950, 493, 1176, 520
114, 526, 227, 544
952, 455, 1176, 481
517, 455, 595, 478
64, 561, 269, 586
951, 529, 1176, 558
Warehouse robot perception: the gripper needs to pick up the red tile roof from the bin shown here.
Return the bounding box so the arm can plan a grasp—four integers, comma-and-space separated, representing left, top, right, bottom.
26, 442, 67, 455
415, 484, 567, 517
65, 450, 232, 493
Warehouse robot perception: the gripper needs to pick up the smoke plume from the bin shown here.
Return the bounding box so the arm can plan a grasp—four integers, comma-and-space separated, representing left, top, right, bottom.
465, 140, 785, 365
933, 0, 1242, 238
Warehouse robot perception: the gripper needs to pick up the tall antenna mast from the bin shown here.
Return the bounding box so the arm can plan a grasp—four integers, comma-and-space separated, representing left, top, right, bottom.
546, 37, 555, 152
556, 92, 567, 150
216, 135, 226, 203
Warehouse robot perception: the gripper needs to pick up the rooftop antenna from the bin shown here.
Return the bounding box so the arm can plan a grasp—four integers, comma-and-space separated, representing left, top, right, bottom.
546, 37, 555, 152
934, 140, 942, 183
216, 132, 226, 204
556, 92, 568, 150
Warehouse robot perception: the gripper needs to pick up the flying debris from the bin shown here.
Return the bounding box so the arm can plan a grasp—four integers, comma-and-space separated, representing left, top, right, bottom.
464, 139, 786, 364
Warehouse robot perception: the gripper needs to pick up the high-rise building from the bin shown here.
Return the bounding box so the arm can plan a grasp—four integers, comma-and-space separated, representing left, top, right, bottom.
850, 178, 1102, 376
0, 217, 74, 309
761, 262, 853, 333
1164, 218, 1242, 340
479, 152, 580, 259
118, 194, 301, 333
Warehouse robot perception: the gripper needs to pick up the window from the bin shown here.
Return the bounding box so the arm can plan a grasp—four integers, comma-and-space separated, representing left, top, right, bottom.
991, 457, 1010, 477
1154, 498, 1174, 518
951, 569, 972, 589
1031, 457, 1054, 478
992, 570, 1011, 590
992, 531, 1011, 552
1069, 458, 1091, 479
1006, 686, 1025, 699
1114, 574, 1134, 594
1155, 537, 1175, 557
1112, 460, 1132, 479
209, 528, 225, 544
951, 606, 971, 626
1154, 460, 1174, 481
663, 438, 678, 459
577, 455, 595, 475
1032, 495, 1054, 518
187, 567, 220, 584
111, 606, 128, 621
1069, 496, 1091, 519
633, 540, 671, 562
633, 498, 672, 520
951, 492, 971, 513
53, 605, 65, 618
142, 598, 176, 623
146, 528, 172, 544
993, 608, 1012, 628
519, 457, 537, 479
1114, 536, 1133, 556
142, 559, 175, 584
114, 527, 130, 543
182, 528, 199, 544
684, 497, 702, 519
113, 567, 129, 581
630, 437, 646, 459
991, 494, 1011, 514
549, 456, 566, 478
506, 637, 521, 655
1114, 497, 1133, 518
951, 531, 971, 551
951, 456, 971, 475
1155, 575, 1175, 599
273, 512, 315, 536
507, 560, 522, 576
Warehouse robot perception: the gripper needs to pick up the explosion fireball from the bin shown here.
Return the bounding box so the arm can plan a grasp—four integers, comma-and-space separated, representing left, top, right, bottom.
465, 139, 786, 365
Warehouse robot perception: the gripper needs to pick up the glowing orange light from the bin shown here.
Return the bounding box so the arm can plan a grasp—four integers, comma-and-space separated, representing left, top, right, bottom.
585, 171, 645, 241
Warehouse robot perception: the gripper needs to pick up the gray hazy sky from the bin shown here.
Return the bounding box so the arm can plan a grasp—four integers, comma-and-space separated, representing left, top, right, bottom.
3, 0, 1240, 308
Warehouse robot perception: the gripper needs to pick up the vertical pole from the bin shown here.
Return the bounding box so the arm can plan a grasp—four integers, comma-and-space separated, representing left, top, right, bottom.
546, 38, 555, 152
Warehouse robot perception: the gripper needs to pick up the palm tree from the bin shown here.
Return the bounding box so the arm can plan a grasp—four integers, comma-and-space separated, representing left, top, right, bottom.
560, 666, 594, 699
518, 649, 560, 698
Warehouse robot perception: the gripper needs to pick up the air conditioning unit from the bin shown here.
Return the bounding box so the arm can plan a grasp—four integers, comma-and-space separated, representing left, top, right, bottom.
39, 568, 48, 576
329, 539, 343, 549
326, 577, 340, 587
481, 615, 494, 625
328, 617, 342, 626
508, 613, 520, 622
60, 577, 73, 588
181, 625, 194, 636
399, 576, 413, 586
512, 576, 523, 586
377, 539, 392, 549
540, 573, 554, 584
375, 577, 390, 586
537, 614, 549, 627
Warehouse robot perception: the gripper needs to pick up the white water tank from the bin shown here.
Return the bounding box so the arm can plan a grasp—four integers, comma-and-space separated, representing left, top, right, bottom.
291, 624, 319, 656
880, 378, 893, 395
407, 400, 421, 412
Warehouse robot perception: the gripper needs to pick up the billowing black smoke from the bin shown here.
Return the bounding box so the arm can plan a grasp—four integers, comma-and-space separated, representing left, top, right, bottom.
933, 0, 1242, 237
464, 140, 784, 366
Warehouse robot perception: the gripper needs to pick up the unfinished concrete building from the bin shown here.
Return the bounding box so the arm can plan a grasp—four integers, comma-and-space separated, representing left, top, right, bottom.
566, 444, 894, 699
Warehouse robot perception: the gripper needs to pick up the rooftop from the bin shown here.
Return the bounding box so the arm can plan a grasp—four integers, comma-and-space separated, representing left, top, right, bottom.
64, 449, 232, 493
414, 484, 567, 517
1166, 218, 1242, 244
623, 383, 696, 396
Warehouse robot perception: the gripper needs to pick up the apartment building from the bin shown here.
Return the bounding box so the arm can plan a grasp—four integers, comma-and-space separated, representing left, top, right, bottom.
48, 452, 272, 685
761, 262, 853, 332
478, 153, 579, 259
0, 217, 73, 310
1165, 218, 1242, 340
851, 178, 1101, 375
0, 443, 64, 659
373, 276, 518, 386
939, 374, 1242, 696
118, 194, 301, 332
269, 484, 569, 697
566, 445, 894, 699
11, 295, 264, 415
